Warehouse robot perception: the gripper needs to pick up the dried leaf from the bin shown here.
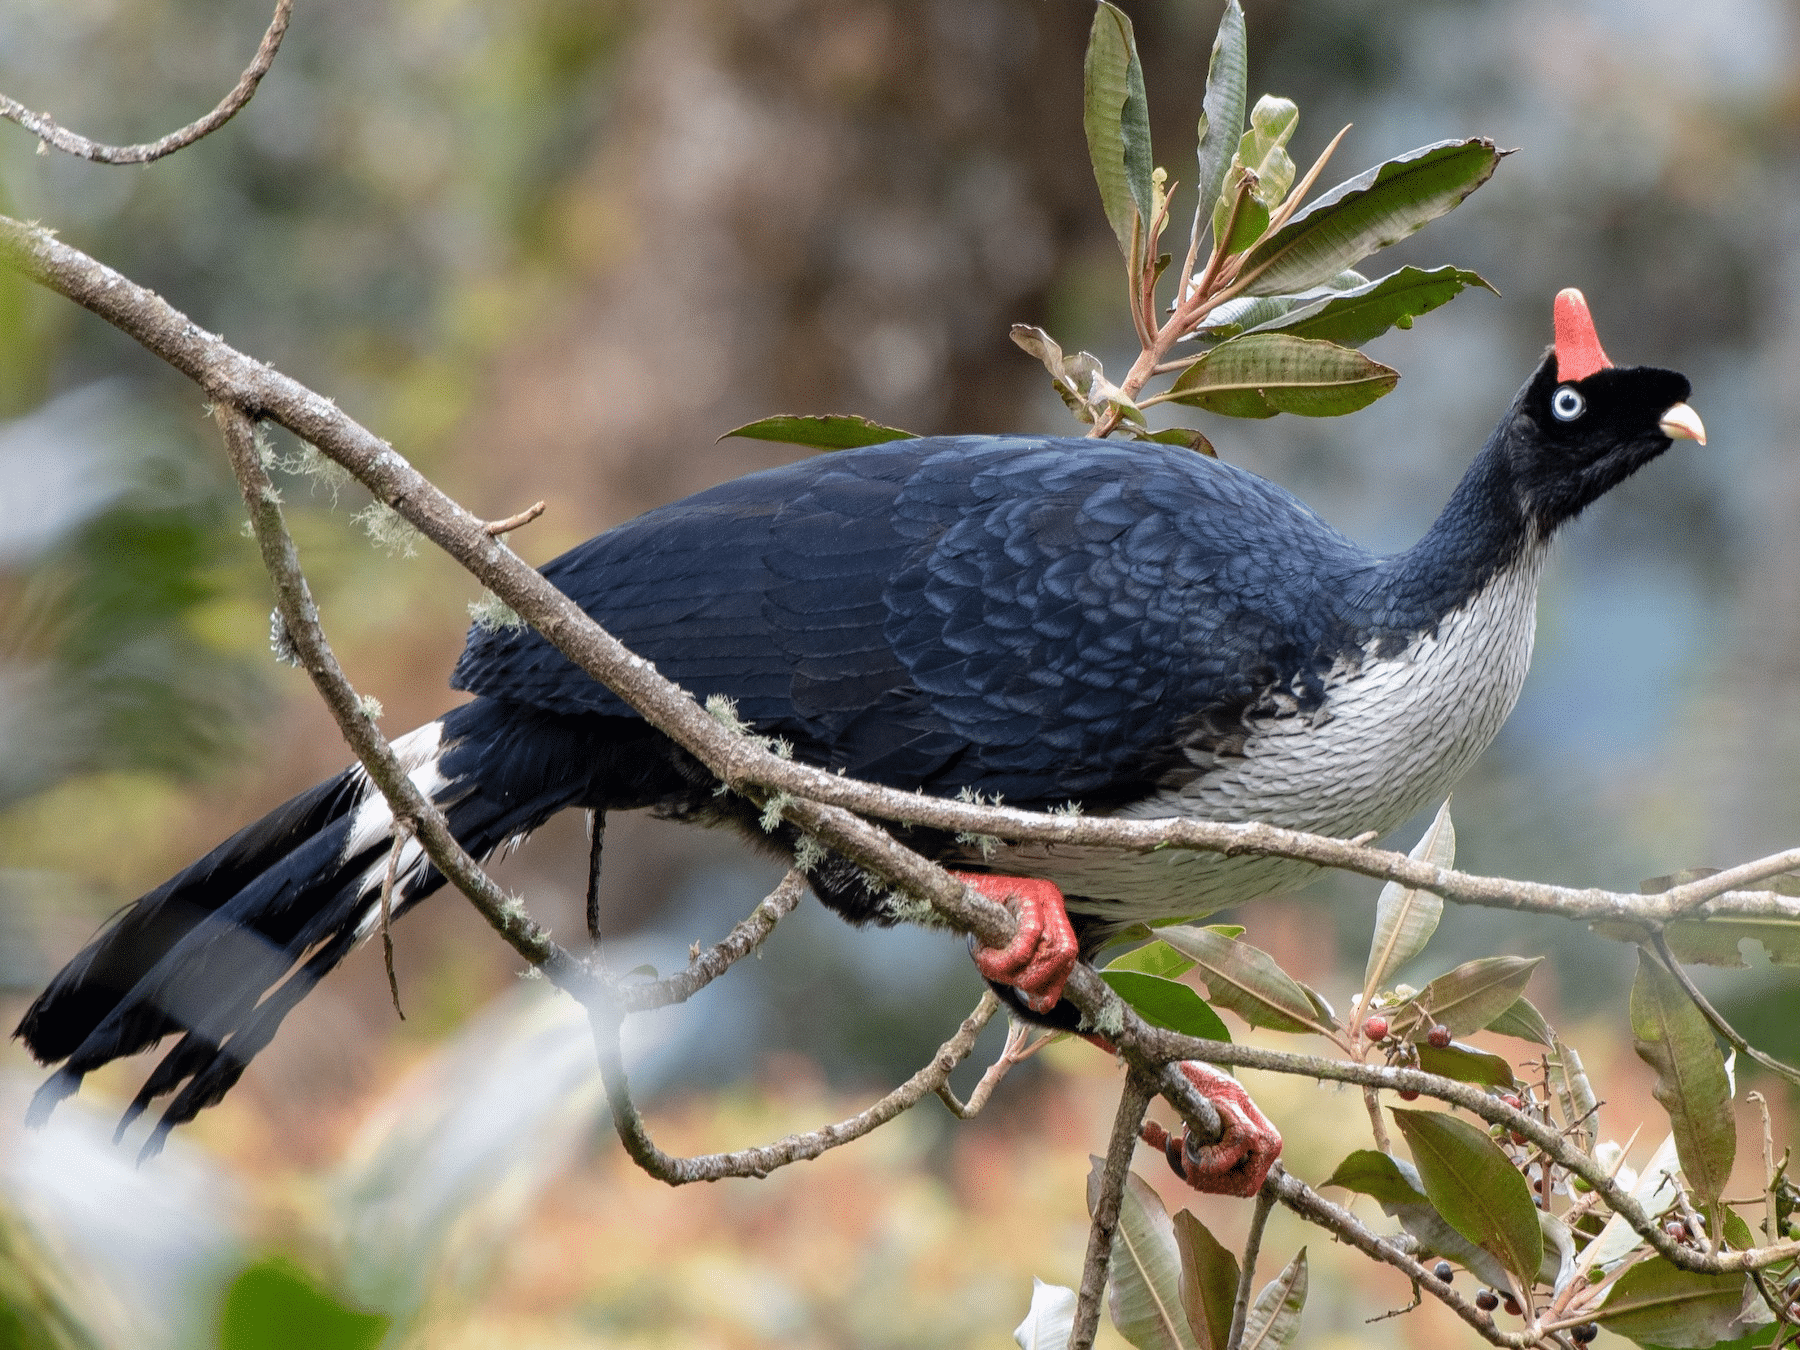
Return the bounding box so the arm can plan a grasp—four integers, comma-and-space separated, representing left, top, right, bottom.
1172, 1210, 1238, 1350
1363, 798, 1453, 997
1238, 1249, 1306, 1350
1089, 1163, 1202, 1350
1159, 926, 1329, 1034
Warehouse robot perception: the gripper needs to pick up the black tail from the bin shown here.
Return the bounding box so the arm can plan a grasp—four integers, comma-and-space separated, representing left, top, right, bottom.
14, 698, 650, 1156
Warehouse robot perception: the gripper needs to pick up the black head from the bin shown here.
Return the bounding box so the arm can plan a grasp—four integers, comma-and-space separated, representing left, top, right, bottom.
1499, 289, 1703, 536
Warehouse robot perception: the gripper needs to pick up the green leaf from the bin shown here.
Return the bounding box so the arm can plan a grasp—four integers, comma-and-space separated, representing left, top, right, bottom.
1158, 926, 1328, 1034
1213, 96, 1298, 252
1597, 1258, 1758, 1349
1238, 138, 1503, 297
1323, 1149, 1429, 1208
719, 413, 918, 451
1172, 1210, 1239, 1350
1014, 1278, 1078, 1350
1102, 971, 1232, 1043
1238, 1249, 1306, 1350
1363, 797, 1454, 996
1106, 940, 1197, 980
1190, 271, 1368, 339
1405, 955, 1542, 1038
1084, 2, 1155, 261
1594, 914, 1800, 968
1415, 1040, 1518, 1089
1164, 333, 1397, 419
1486, 996, 1555, 1046
1247, 266, 1497, 347
1133, 425, 1217, 456
1631, 948, 1736, 1208
219, 1258, 389, 1350
1193, 1, 1247, 248
1392, 1108, 1543, 1286
1090, 1163, 1202, 1350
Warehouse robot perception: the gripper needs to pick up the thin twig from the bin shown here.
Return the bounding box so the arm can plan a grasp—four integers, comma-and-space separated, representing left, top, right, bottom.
1363, 1086, 1392, 1153
1260, 123, 1351, 240
1226, 1180, 1279, 1350
0, 0, 293, 164
1269, 1165, 1534, 1348
612, 870, 806, 1013
1651, 933, 1800, 1087
936, 1019, 1050, 1119
482, 500, 546, 536
378, 821, 412, 1019
1750, 1091, 1777, 1246
1072, 1070, 1157, 1350
591, 992, 999, 1183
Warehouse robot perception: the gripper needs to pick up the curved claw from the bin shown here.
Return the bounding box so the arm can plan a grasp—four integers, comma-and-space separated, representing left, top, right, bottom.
1140, 1061, 1282, 1198
953, 873, 1078, 1013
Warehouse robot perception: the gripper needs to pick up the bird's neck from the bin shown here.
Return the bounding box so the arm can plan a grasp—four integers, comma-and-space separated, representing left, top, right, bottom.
1389, 429, 1541, 614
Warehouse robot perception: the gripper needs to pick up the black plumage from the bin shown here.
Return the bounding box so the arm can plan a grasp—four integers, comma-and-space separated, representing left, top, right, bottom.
16, 299, 1702, 1145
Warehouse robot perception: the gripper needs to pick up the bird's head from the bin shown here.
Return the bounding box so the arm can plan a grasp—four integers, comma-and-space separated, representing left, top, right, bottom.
1502, 288, 1704, 535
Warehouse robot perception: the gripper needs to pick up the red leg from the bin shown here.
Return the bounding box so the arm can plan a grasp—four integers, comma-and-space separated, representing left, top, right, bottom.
1140, 1061, 1282, 1198
952, 872, 1079, 1014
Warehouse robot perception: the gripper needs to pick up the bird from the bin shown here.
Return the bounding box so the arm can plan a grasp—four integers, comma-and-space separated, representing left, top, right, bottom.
16, 289, 1703, 1191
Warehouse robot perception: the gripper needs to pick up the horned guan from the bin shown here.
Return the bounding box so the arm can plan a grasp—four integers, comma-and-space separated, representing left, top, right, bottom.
16, 290, 1704, 1192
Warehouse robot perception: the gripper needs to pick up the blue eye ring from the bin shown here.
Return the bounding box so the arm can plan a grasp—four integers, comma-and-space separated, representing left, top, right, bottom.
1552, 386, 1585, 421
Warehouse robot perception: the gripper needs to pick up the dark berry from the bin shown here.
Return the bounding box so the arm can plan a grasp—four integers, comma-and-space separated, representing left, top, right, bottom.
1571, 1323, 1598, 1344
1398, 1088, 1420, 1101
1503, 1296, 1522, 1317
1363, 1014, 1389, 1041
1433, 1261, 1453, 1282
1475, 1289, 1499, 1312
1664, 1219, 1689, 1242
1427, 1023, 1452, 1048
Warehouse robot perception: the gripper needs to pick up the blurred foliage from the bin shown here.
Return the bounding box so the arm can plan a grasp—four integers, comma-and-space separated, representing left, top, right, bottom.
1, 0, 1799, 1345
216, 1259, 387, 1350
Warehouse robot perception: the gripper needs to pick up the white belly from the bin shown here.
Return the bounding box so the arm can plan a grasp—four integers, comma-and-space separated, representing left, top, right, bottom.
973, 554, 1545, 922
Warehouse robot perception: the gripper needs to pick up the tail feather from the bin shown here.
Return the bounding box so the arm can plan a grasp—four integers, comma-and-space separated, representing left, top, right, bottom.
14, 700, 650, 1142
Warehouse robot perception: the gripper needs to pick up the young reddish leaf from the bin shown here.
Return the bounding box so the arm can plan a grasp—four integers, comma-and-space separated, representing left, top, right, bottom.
1237, 138, 1502, 296
1172, 1210, 1239, 1350
1630, 948, 1736, 1209
1158, 926, 1330, 1035
1392, 1108, 1543, 1286
1164, 333, 1398, 419
1101, 971, 1233, 1043
719, 414, 917, 451
1238, 1248, 1307, 1350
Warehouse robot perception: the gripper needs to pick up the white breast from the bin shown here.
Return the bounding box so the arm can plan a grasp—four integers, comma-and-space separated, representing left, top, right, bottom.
976, 553, 1546, 922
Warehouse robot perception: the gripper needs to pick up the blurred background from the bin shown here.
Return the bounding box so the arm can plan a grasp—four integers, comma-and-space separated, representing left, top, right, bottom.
0, 0, 1797, 1344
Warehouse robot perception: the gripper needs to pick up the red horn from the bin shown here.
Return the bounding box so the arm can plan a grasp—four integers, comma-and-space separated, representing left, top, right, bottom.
1554, 288, 1612, 383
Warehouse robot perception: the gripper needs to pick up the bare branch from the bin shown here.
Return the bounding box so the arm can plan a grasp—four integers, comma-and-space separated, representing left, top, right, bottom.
378, 820, 412, 1019
936, 1019, 1047, 1119
1072, 1070, 1157, 1350
1226, 1180, 1279, 1350
611, 870, 807, 1014
482, 500, 546, 536
0, 0, 293, 165
591, 993, 1000, 1184
1268, 1165, 1536, 1348
1650, 932, 1800, 1087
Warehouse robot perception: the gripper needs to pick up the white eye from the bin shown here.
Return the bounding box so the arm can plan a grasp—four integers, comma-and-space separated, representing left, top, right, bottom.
1551, 386, 1585, 421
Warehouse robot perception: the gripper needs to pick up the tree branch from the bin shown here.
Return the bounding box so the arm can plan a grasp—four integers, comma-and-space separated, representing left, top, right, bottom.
1226, 1180, 1279, 1350
1072, 1070, 1157, 1350
611, 870, 807, 1013
1268, 1165, 1537, 1348
589, 992, 1000, 1184
0, 0, 293, 164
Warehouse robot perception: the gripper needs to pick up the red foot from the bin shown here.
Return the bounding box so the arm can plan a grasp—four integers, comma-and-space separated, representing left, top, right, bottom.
1140, 1061, 1283, 1198
953, 872, 1078, 1014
